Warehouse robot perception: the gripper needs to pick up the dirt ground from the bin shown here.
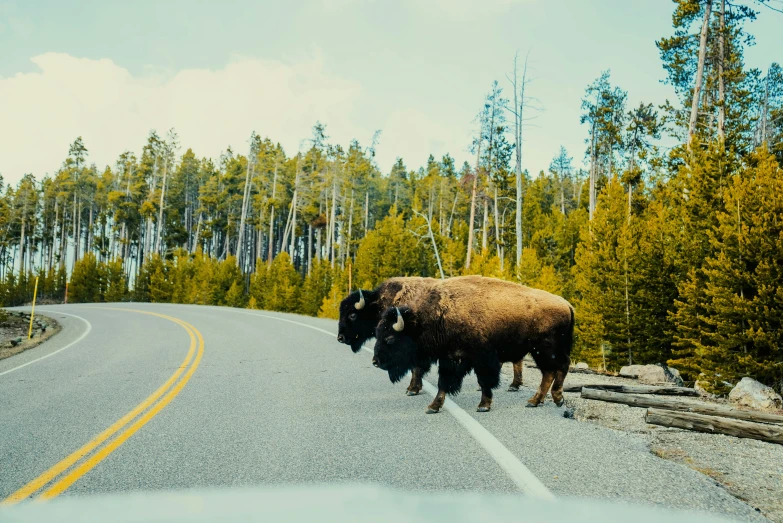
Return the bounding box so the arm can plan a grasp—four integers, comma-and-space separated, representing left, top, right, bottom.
0, 309, 61, 361
501, 361, 783, 522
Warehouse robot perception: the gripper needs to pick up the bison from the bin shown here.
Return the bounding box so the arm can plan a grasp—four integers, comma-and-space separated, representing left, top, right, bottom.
337, 277, 524, 395
371, 276, 574, 413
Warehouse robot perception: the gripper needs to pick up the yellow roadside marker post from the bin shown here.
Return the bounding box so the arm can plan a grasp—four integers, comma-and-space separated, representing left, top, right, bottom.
28, 276, 39, 339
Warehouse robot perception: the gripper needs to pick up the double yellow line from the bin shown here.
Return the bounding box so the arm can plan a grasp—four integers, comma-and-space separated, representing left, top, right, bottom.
1, 309, 204, 504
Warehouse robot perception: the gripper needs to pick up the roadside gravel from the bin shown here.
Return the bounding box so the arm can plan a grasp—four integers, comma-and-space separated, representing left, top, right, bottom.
500, 362, 783, 522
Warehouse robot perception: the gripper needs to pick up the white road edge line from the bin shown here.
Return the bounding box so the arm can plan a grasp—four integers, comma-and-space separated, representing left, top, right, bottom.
0, 310, 92, 378
229, 309, 555, 500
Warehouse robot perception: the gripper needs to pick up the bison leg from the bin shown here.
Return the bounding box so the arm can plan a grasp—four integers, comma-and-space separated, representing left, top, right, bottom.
550, 359, 570, 407
474, 357, 501, 412
507, 360, 524, 391
477, 382, 493, 412
526, 370, 555, 407
426, 389, 446, 414
406, 367, 423, 396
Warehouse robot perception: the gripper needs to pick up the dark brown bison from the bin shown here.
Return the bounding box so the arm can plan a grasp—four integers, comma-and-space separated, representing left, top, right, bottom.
337, 277, 524, 395
371, 276, 574, 413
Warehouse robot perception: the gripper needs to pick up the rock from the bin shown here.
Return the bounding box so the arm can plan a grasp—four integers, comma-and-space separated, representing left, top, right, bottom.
575, 362, 589, 370
619, 364, 683, 386
619, 364, 647, 378
728, 377, 783, 412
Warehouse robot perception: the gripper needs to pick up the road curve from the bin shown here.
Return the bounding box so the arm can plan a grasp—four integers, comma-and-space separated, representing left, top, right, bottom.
0, 303, 766, 521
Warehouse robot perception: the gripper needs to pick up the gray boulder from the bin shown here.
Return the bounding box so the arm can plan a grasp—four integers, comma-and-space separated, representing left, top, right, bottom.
575, 362, 589, 370
728, 377, 783, 412
620, 364, 683, 386
619, 365, 646, 379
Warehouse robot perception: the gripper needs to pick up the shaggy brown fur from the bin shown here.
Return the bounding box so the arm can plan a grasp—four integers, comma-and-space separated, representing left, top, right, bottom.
373, 275, 575, 412
338, 276, 524, 395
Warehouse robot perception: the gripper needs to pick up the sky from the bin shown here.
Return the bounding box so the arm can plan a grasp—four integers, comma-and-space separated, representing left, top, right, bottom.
1, 0, 782, 186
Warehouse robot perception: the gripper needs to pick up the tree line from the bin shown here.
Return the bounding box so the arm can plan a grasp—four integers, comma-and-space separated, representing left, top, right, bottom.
1, 0, 782, 393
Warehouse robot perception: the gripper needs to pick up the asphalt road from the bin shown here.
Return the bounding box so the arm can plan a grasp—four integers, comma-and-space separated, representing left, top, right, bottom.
0, 304, 766, 521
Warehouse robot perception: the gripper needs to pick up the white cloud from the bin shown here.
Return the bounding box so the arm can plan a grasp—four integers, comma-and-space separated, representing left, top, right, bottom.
0, 52, 363, 184
379, 108, 471, 170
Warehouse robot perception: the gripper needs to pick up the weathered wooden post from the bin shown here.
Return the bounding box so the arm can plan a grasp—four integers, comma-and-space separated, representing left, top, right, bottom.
28, 276, 39, 340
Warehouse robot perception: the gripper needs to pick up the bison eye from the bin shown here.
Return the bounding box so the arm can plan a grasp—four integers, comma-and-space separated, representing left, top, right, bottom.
385, 335, 396, 345
348, 313, 357, 321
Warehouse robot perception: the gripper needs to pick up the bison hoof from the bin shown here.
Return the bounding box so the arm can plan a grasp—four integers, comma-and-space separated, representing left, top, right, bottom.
554, 398, 564, 407
525, 402, 539, 408
426, 407, 441, 414
406, 390, 420, 396
507, 385, 521, 392
476, 406, 491, 413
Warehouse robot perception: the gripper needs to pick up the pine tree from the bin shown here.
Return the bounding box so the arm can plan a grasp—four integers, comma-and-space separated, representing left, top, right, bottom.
104, 258, 128, 302
679, 148, 783, 392
573, 176, 637, 369
147, 255, 172, 303
264, 252, 301, 313
300, 258, 333, 316
69, 253, 102, 303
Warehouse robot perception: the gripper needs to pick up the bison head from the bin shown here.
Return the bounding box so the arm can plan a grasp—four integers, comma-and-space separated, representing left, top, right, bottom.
337, 289, 379, 353
372, 306, 418, 384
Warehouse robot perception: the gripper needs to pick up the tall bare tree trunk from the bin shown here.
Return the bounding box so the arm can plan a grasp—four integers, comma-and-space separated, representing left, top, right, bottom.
717, 0, 726, 143
49, 200, 58, 272
761, 72, 770, 144
289, 158, 300, 260
267, 161, 278, 266
510, 51, 530, 267
589, 121, 597, 221
688, 0, 713, 148
307, 224, 313, 275
71, 193, 78, 267
493, 186, 502, 271
465, 141, 481, 270
155, 159, 168, 255
60, 206, 68, 270
87, 204, 93, 257
19, 219, 26, 276
329, 179, 337, 267
364, 191, 369, 237
76, 201, 82, 261
236, 148, 254, 268
346, 191, 354, 263
482, 198, 488, 252
192, 212, 203, 254
447, 190, 458, 238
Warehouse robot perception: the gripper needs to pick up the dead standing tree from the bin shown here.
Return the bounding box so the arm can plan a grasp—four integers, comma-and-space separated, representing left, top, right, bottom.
411, 209, 445, 279
506, 49, 539, 267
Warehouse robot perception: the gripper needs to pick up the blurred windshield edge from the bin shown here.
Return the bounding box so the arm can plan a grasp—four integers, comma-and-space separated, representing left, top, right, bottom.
0, 484, 737, 523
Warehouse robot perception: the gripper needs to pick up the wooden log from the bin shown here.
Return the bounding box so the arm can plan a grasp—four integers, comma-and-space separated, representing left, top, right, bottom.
581, 388, 783, 425
645, 408, 783, 445
565, 384, 699, 396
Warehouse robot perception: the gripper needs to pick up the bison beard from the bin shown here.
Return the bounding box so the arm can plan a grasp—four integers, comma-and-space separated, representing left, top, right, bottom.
384, 337, 417, 384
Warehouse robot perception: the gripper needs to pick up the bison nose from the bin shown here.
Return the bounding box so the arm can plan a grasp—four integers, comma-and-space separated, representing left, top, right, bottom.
372, 358, 379, 368
337, 334, 346, 343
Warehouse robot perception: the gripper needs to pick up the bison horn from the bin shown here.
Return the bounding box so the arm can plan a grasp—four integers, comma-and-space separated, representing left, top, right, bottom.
355, 289, 365, 310
393, 307, 405, 332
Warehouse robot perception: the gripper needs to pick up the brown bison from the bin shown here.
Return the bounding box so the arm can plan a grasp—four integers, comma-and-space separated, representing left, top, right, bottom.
337, 277, 524, 395
371, 276, 574, 413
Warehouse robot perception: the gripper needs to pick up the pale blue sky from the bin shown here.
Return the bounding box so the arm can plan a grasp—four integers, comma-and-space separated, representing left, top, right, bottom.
1, 0, 781, 184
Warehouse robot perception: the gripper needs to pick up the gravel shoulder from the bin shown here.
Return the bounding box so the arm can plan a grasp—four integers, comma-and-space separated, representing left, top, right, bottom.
0, 310, 61, 361
502, 362, 782, 522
